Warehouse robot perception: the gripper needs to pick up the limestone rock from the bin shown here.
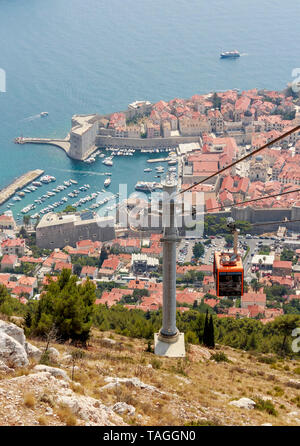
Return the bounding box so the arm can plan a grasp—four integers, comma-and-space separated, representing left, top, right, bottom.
25, 343, 42, 362
102, 377, 165, 394
0, 332, 29, 368
286, 379, 300, 389
112, 402, 135, 416
48, 347, 60, 362
188, 345, 212, 362
45, 407, 53, 415
0, 360, 14, 373
0, 372, 125, 426
33, 364, 70, 381
57, 394, 125, 425
102, 338, 117, 345
0, 320, 26, 347
259, 395, 273, 402
61, 354, 72, 363
229, 398, 256, 410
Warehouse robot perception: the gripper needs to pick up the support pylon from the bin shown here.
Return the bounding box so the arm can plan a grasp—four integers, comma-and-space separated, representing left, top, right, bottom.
154, 174, 185, 357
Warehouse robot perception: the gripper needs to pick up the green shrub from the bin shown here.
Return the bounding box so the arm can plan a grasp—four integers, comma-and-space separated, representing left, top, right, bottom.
254, 398, 278, 416
145, 340, 153, 353
210, 352, 229, 363
185, 419, 222, 426
273, 386, 284, 397
173, 359, 189, 376
39, 350, 51, 366
151, 358, 162, 369
258, 355, 276, 365
291, 395, 300, 408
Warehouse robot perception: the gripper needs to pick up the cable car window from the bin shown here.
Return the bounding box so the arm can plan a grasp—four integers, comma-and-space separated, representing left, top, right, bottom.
218, 272, 242, 296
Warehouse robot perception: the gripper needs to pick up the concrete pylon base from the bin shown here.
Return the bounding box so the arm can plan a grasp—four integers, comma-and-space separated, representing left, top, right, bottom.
154, 333, 185, 357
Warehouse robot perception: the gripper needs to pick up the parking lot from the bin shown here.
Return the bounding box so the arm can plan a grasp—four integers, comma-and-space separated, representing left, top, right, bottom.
176, 233, 290, 277
176, 239, 195, 264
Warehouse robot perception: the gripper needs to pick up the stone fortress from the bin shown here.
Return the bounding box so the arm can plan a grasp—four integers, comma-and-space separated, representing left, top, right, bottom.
68, 100, 207, 160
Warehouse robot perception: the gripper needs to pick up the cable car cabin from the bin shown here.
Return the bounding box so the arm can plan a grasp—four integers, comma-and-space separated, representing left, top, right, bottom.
213, 251, 244, 297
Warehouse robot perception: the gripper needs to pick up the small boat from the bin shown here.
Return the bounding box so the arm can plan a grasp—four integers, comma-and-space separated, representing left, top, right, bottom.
103, 157, 113, 166
220, 50, 240, 58
104, 178, 111, 187
40, 112, 49, 117
144, 168, 152, 172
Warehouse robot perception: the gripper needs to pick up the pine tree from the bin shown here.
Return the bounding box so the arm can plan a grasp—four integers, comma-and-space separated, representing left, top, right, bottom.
208, 315, 215, 348
247, 333, 258, 351
31, 269, 96, 344
203, 310, 209, 346
24, 311, 32, 328
212, 92, 221, 110
99, 247, 108, 267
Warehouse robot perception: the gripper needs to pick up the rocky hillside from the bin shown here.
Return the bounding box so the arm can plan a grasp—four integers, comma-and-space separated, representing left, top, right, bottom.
0, 317, 299, 426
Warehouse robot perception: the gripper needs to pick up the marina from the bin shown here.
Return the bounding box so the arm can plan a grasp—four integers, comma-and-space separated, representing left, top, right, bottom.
0, 148, 176, 222
0, 169, 44, 207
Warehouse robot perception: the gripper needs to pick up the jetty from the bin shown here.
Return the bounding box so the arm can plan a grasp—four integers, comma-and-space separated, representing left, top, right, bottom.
147, 157, 177, 163
0, 169, 44, 207
14, 136, 70, 155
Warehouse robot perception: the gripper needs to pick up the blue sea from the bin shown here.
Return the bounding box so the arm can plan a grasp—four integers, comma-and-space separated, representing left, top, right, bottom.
0, 0, 300, 219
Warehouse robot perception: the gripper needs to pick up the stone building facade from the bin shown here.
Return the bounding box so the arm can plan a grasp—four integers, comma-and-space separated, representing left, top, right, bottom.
36, 213, 115, 249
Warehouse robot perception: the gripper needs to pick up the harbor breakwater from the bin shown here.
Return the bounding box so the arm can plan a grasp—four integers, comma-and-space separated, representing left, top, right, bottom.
0, 170, 44, 206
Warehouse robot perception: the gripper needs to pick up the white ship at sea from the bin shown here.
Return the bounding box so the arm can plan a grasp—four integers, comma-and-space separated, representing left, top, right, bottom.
220, 50, 240, 58
104, 178, 111, 187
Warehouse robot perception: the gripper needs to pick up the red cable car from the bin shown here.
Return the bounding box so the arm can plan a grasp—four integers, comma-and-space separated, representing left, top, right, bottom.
213, 251, 244, 297
213, 217, 244, 297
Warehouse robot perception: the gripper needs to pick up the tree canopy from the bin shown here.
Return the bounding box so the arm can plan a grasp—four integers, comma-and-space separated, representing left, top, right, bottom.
28, 269, 96, 344
193, 242, 205, 259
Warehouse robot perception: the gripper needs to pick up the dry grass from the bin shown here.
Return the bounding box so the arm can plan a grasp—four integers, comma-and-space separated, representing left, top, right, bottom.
14, 368, 30, 377
55, 405, 77, 426
37, 415, 48, 425
70, 381, 85, 395
4, 327, 298, 427
39, 389, 55, 407
23, 392, 36, 409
